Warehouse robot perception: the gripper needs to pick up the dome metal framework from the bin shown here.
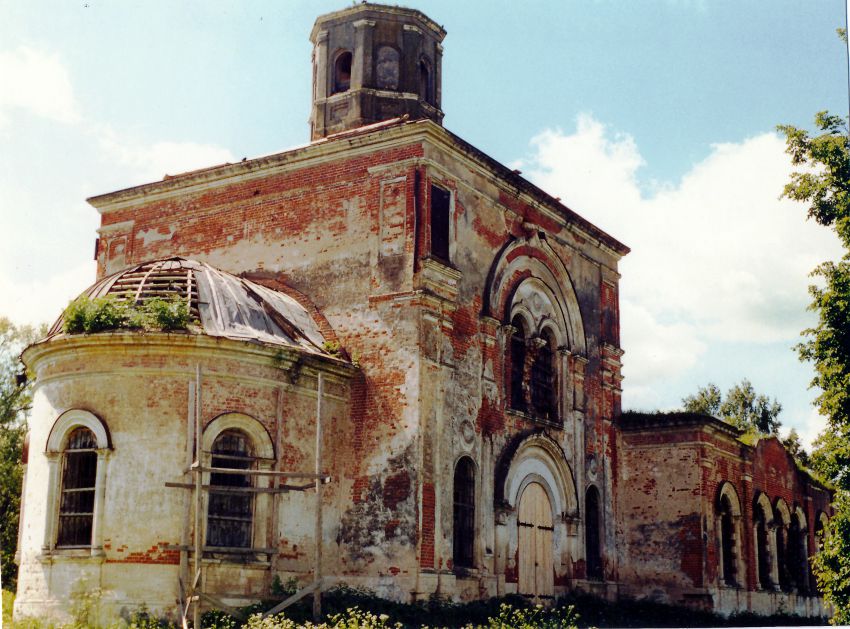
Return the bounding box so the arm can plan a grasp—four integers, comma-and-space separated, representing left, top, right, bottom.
49, 258, 332, 355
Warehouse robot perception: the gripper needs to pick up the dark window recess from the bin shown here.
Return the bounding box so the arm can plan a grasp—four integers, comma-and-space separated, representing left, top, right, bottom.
531, 333, 557, 421
207, 431, 254, 548
57, 427, 97, 547
585, 486, 603, 581
775, 512, 791, 592
509, 318, 527, 412
755, 507, 771, 589
333, 51, 352, 94
787, 516, 806, 593
719, 495, 736, 585
430, 185, 450, 262
419, 58, 432, 104
453, 457, 475, 568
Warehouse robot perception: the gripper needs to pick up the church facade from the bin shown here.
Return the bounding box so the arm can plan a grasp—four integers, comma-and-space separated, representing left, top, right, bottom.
14, 4, 832, 623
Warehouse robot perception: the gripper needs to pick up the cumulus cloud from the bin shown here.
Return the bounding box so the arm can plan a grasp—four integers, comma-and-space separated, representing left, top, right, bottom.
0, 44, 235, 330
95, 125, 236, 185
0, 46, 80, 127
518, 114, 844, 412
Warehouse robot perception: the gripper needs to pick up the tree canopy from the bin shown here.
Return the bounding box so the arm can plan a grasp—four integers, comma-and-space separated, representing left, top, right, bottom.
0, 317, 44, 592
779, 109, 850, 623
681, 379, 782, 436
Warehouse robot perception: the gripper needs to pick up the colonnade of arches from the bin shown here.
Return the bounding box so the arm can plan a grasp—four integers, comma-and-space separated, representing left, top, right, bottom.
716, 482, 826, 595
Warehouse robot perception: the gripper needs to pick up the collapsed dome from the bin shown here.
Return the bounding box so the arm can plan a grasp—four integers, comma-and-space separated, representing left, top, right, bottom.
48, 258, 332, 355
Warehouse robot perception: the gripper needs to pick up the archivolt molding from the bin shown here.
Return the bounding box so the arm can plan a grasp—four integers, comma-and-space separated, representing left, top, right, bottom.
716, 481, 742, 517
773, 497, 791, 527
484, 235, 585, 355
753, 491, 774, 524
46, 409, 111, 452
793, 505, 808, 532
203, 412, 275, 460
501, 432, 578, 518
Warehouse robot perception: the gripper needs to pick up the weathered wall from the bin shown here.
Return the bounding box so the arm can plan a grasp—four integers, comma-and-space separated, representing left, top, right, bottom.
617, 414, 833, 616
87, 120, 626, 601
15, 334, 351, 622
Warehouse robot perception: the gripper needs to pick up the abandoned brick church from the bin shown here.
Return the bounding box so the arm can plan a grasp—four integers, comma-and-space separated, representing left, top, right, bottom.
14, 3, 833, 623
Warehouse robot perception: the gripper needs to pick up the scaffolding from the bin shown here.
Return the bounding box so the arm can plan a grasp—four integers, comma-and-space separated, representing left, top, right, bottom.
166, 365, 329, 628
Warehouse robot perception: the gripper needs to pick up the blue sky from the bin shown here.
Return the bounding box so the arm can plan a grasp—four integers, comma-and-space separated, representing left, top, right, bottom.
1, 1, 847, 446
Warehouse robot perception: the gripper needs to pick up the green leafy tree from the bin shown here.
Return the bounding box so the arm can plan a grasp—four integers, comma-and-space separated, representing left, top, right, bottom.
779, 109, 850, 623
682, 379, 782, 435
0, 317, 44, 591
781, 428, 811, 467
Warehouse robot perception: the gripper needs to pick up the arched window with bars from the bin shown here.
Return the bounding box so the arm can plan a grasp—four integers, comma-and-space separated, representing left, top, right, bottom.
531, 329, 557, 421
207, 430, 255, 549
509, 317, 527, 412
453, 457, 475, 569
57, 427, 98, 547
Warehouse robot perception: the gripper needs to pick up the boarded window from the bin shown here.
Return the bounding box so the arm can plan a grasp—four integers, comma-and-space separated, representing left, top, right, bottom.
333, 51, 352, 94
376, 46, 400, 90
57, 427, 97, 547
452, 457, 475, 568
509, 317, 527, 412
585, 486, 603, 580
531, 331, 557, 421
719, 495, 737, 585
430, 185, 450, 262
207, 431, 254, 548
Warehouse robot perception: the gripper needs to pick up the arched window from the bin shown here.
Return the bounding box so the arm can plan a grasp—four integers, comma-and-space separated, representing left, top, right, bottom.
207, 430, 255, 548
718, 494, 737, 586
585, 485, 603, 581
333, 51, 352, 94
509, 317, 527, 412
56, 427, 98, 547
774, 502, 791, 591
531, 330, 557, 421
453, 457, 475, 568
754, 503, 772, 589
419, 57, 433, 103
375, 45, 400, 90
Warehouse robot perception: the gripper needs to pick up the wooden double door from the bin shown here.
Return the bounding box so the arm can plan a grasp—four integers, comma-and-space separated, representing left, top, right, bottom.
517, 481, 555, 601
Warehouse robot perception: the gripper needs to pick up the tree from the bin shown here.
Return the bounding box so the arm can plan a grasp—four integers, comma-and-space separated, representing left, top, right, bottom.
779, 109, 850, 623
682, 379, 782, 435
0, 318, 44, 592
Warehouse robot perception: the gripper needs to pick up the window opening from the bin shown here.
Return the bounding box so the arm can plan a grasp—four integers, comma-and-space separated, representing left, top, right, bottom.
585, 486, 603, 580
775, 508, 791, 591
453, 457, 475, 568
719, 495, 737, 586
787, 515, 806, 593
376, 46, 400, 90
754, 506, 771, 589
207, 430, 254, 548
333, 51, 352, 94
430, 185, 450, 262
419, 58, 432, 103
57, 427, 97, 547
509, 317, 527, 412
531, 331, 557, 421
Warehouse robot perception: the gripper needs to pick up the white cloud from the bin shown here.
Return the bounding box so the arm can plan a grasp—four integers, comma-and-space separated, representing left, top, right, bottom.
0, 46, 80, 127
518, 114, 844, 414
0, 260, 97, 328
95, 125, 237, 185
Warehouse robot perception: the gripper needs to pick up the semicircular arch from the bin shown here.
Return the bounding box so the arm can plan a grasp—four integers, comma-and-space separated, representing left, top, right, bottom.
501, 432, 578, 518
203, 412, 274, 460
716, 481, 742, 517
485, 237, 586, 355
46, 409, 111, 452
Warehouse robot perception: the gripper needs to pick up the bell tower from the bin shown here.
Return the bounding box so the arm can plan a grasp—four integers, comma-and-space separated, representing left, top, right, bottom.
309, 3, 446, 141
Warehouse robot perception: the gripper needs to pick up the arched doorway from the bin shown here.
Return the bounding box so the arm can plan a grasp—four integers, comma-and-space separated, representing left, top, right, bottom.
518, 481, 554, 601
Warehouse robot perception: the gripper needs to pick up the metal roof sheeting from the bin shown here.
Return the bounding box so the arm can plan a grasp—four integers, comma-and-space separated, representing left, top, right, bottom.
48, 258, 330, 355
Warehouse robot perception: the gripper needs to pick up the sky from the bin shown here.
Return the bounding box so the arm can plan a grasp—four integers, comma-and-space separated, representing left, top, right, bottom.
0, 1, 847, 448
